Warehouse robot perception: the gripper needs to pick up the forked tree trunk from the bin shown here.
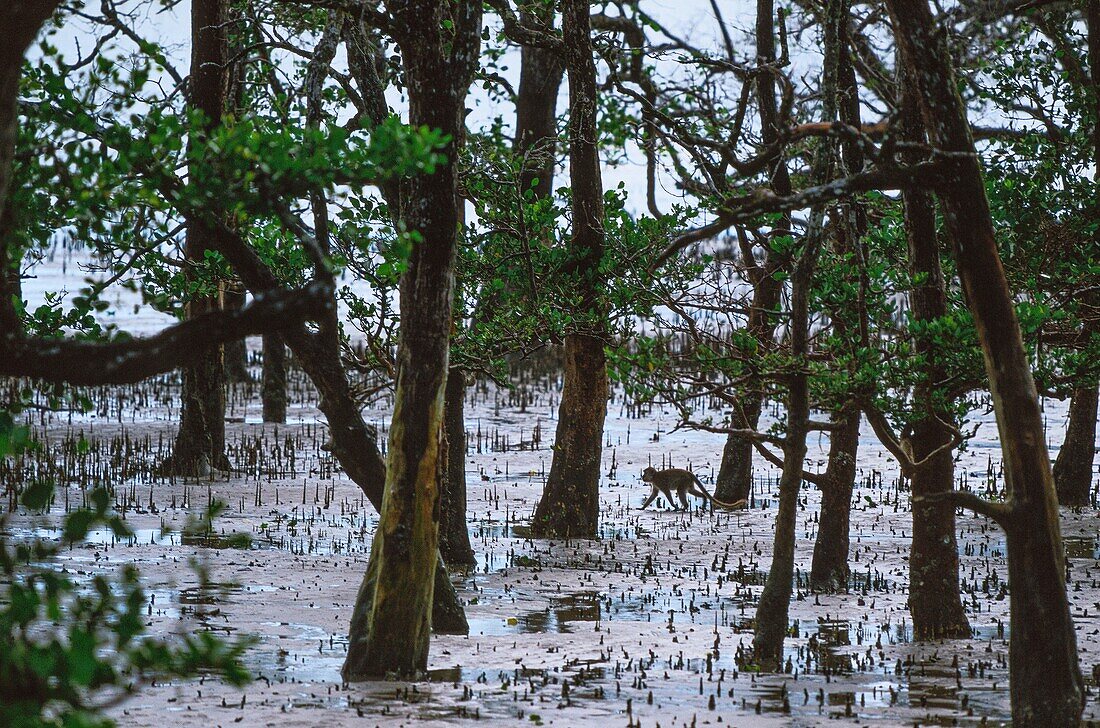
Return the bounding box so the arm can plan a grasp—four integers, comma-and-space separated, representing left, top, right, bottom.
714, 0, 788, 504
341, 0, 481, 679
753, 0, 839, 668
899, 70, 970, 640
810, 14, 862, 592
439, 371, 475, 566
810, 406, 859, 591
514, 10, 564, 199
531, 0, 608, 539
167, 0, 229, 477
261, 332, 287, 423
887, 1, 1083, 722
752, 225, 820, 669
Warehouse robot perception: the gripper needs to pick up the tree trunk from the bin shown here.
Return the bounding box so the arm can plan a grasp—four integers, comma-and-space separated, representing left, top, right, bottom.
752, 227, 820, 669
261, 332, 287, 423
533, 334, 608, 537
898, 66, 971, 640
810, 16, 862, 593
753, 0, 840, 668
204, 9, 469, 643
715, 393, 764, 503
1055, 2, 1100, 509
713, 0, 789, 504
222, 283, 250, 382
1054, 383, 1098, 506
887, 1, 1083, 722
341, 0, 480, 679
810, 406, 859, 591
0, 63, 22, 337
0, 2, 61, 228
908, 412, 971, 639
531, 0, 608, 540
167, 0, 229, 478
439, 371, 475, 566
514, 13, 564, 200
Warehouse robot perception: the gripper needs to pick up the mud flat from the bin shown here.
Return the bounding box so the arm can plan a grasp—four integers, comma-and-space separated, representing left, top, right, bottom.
5, 361, 1099, 727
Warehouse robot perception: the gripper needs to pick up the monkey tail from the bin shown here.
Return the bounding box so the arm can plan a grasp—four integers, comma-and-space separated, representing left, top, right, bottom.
692, 473, 748, 511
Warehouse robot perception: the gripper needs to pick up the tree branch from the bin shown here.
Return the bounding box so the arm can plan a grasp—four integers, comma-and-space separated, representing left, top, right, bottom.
0, 282, 332, 385
485, 0, 563, 52
654, 160, 953, 267
914, 490, 1014, 527
748, 437, 826, 487
861, 399, 965, 478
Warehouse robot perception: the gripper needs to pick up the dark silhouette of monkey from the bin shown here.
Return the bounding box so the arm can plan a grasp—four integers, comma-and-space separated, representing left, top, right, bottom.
639, 466, 748, 511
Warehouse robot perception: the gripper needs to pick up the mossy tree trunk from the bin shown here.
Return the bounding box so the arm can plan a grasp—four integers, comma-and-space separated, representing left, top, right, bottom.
887, 1, 1083, 722
341, 0, 481, 679
531, 0, 608, 539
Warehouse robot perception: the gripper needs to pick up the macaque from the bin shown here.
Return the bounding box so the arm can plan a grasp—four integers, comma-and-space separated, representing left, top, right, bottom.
639, 466, 749, 511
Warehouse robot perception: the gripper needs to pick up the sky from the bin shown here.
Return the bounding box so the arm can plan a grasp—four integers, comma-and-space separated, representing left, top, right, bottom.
22, 0, 1041, 333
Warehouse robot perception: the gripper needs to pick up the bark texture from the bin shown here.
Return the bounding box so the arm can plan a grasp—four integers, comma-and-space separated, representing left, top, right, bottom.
714, 0, 789, 504
753, 0, 838, 667
439, 371, 475, 566
198, 10, 469, 642
261, 332, 287, 423
752, 227, 819, 669
1054, 1, 1100, 508
531, 0, 608, 539
167, 0, 230, 477
342, 0, 481, 678
810, 7, 861, 592
514, 8, 564, 200
899, 66, 971, 640
533, 335, 608, 537
0, 3, 62, 242
887, 1, 1083, 722
810, 406, 859, 591
1054, 376, 1099, 508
